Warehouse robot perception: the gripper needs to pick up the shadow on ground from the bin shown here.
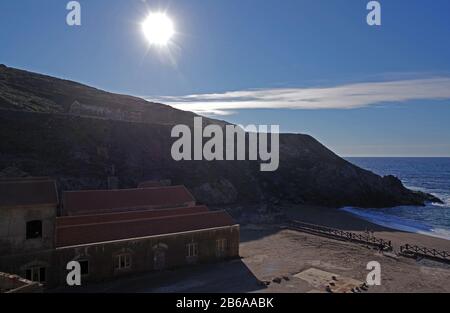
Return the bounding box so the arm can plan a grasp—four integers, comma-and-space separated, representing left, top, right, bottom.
52, 259, 265, 293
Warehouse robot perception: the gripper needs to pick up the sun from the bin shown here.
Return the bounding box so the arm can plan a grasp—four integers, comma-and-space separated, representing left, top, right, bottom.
142, 12, 175, 46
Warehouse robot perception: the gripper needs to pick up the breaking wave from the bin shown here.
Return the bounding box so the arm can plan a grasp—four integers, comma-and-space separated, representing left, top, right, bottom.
341, 206, 450, 241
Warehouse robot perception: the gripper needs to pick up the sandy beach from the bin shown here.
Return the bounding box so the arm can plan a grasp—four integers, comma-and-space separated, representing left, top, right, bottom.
283, 205, 450, 251
236, 205, 450, 293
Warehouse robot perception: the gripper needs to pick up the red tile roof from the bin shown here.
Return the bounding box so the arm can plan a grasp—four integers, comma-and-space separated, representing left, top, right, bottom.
56, 205, 210, 227
56, 210, 237, 247
62, 185, 196, 216
0, 178, 58, 209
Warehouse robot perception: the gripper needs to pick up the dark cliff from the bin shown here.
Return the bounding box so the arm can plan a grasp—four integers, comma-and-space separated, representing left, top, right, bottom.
0, 65, 440, 209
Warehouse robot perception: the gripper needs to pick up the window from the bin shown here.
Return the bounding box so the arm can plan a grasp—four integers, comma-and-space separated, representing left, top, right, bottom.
115, 254, 131, 270
216, 239, 227, 256
25, 267, 46, 283
26, 220, 42, 239
79, 260, 89, 275
186, 242, 198, 258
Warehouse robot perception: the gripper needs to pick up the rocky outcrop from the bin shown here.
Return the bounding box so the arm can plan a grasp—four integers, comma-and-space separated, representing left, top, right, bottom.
0, 65, 441, 209
192, 178, 238, 205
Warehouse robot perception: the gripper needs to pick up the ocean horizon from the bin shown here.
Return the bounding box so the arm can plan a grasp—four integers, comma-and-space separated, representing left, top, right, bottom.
344, 157, 450, 241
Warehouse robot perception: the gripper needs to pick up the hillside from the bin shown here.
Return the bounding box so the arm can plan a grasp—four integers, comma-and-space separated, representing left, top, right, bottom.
0, 65, 440, 212
0, 64, 225, 127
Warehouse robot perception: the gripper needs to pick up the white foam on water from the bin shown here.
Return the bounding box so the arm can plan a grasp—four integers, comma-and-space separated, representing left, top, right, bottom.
426, 228, 450, 241
341, 207, 450, 241
432, 201, 449, 208
405, 185, 450, 207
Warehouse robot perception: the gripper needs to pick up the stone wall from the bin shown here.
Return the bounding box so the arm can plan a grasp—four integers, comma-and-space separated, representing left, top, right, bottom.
69, 101, 143, 123
0, 205, 56, 255
0, 225, 240, 289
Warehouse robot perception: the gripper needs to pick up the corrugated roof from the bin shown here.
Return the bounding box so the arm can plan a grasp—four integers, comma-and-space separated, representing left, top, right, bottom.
0, 178, 58, 209
56, 205, 210, 227
62, 185, 196, 216
56, 210, 237, 248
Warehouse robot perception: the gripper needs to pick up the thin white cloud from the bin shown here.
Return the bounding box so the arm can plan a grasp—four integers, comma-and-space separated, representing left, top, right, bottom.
147, 78, 450, 116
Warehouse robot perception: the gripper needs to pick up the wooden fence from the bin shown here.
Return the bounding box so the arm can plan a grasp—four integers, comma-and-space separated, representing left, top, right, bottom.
287, 220, 393, 251
400, 244, 450, 263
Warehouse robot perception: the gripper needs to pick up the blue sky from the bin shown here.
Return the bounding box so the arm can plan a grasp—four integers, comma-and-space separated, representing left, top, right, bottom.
1, 0, 450, 156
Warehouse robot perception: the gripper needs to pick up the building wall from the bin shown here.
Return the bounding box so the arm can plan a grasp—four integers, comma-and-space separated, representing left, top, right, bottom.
0, 225, 240, 289
68, 101, 143, 123
0, 249, 54, 286
0, 205, 56, 255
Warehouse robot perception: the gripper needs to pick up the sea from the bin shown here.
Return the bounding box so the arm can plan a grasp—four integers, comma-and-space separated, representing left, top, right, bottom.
343, 157, 450, 241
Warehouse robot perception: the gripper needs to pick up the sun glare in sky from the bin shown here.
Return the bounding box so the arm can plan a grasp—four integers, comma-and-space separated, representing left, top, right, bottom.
142, 12, 175, 46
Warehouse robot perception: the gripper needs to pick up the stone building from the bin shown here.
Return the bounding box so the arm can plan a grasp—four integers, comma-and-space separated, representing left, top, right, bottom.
0, 178, 240, 289
0, 178, 58, 256
68, 100, 143, 123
